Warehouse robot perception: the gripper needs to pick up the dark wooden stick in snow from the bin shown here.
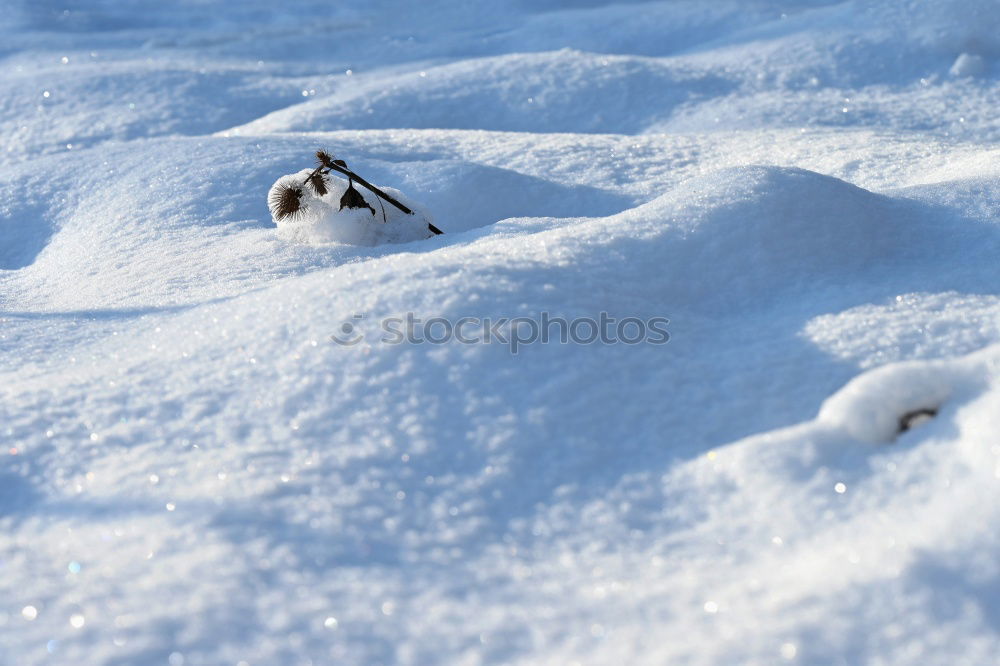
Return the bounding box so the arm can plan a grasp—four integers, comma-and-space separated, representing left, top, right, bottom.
311, 152, 444, 235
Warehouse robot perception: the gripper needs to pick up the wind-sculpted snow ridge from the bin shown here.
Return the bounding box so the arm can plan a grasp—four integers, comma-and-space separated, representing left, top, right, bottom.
0, 133, 641, 310
0, 57, 314, 166
219, 0, 1000, 138
3, 0, 1000, 664
4, 151, 1000, 663
228, 50, 735, 135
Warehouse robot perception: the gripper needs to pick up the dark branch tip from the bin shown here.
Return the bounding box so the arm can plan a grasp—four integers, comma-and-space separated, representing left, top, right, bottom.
316, 150, 335, 169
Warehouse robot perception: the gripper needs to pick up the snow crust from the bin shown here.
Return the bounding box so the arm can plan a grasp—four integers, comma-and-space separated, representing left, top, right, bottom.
2, 1, 1000, 665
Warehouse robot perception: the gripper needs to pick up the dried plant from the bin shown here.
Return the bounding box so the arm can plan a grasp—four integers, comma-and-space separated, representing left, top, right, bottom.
306, 171, 328, 197
268, 183, 305, 221
282, 149, 443, 235
339, 178, 376, 215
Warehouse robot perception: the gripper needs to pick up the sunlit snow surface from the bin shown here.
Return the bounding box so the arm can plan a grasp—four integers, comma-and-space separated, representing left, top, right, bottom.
2, 1, 1000, 664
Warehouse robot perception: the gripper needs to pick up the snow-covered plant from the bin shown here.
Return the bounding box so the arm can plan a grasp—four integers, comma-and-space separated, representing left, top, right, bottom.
267, 151, 441, 246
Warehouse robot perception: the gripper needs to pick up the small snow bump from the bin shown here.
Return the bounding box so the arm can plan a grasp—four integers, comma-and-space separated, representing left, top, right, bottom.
817, 358, 960, 443
949, 53, 986, 78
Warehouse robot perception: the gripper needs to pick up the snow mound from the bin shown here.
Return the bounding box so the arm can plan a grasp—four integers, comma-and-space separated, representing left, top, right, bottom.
816, 354, 987, 443
899, 0, 1000, 57
0, 60, 302, 167
950, 52, 988, 78
390, 159, 631, 234
5, 1, 1000, 665
612, 166, 909, 312
229, 49, 731, 135
804, 292, 1000, 370
268, 169, 436, 246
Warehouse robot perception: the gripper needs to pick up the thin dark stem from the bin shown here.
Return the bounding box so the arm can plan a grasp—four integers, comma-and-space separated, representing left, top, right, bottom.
324, 162, 413, 215
305, 156, 444, 235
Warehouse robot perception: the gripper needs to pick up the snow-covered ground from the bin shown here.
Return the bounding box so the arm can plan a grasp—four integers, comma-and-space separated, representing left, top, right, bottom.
2, 1, 999, 664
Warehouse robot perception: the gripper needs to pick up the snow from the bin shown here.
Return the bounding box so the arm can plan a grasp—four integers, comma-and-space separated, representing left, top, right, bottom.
1, 1, 999, 665
950, 53, 988, 78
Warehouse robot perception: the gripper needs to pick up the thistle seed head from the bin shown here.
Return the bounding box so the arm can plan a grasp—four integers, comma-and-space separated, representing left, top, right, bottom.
316, 150, 335, 169
268, 184, 305, 221
307, 171, 329, 196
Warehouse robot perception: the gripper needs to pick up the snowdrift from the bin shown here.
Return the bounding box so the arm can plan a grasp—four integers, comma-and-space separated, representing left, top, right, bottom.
2, 1, 1000, 665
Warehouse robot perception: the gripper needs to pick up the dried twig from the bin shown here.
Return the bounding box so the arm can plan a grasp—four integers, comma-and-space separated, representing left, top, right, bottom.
310, 150, 444, 235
